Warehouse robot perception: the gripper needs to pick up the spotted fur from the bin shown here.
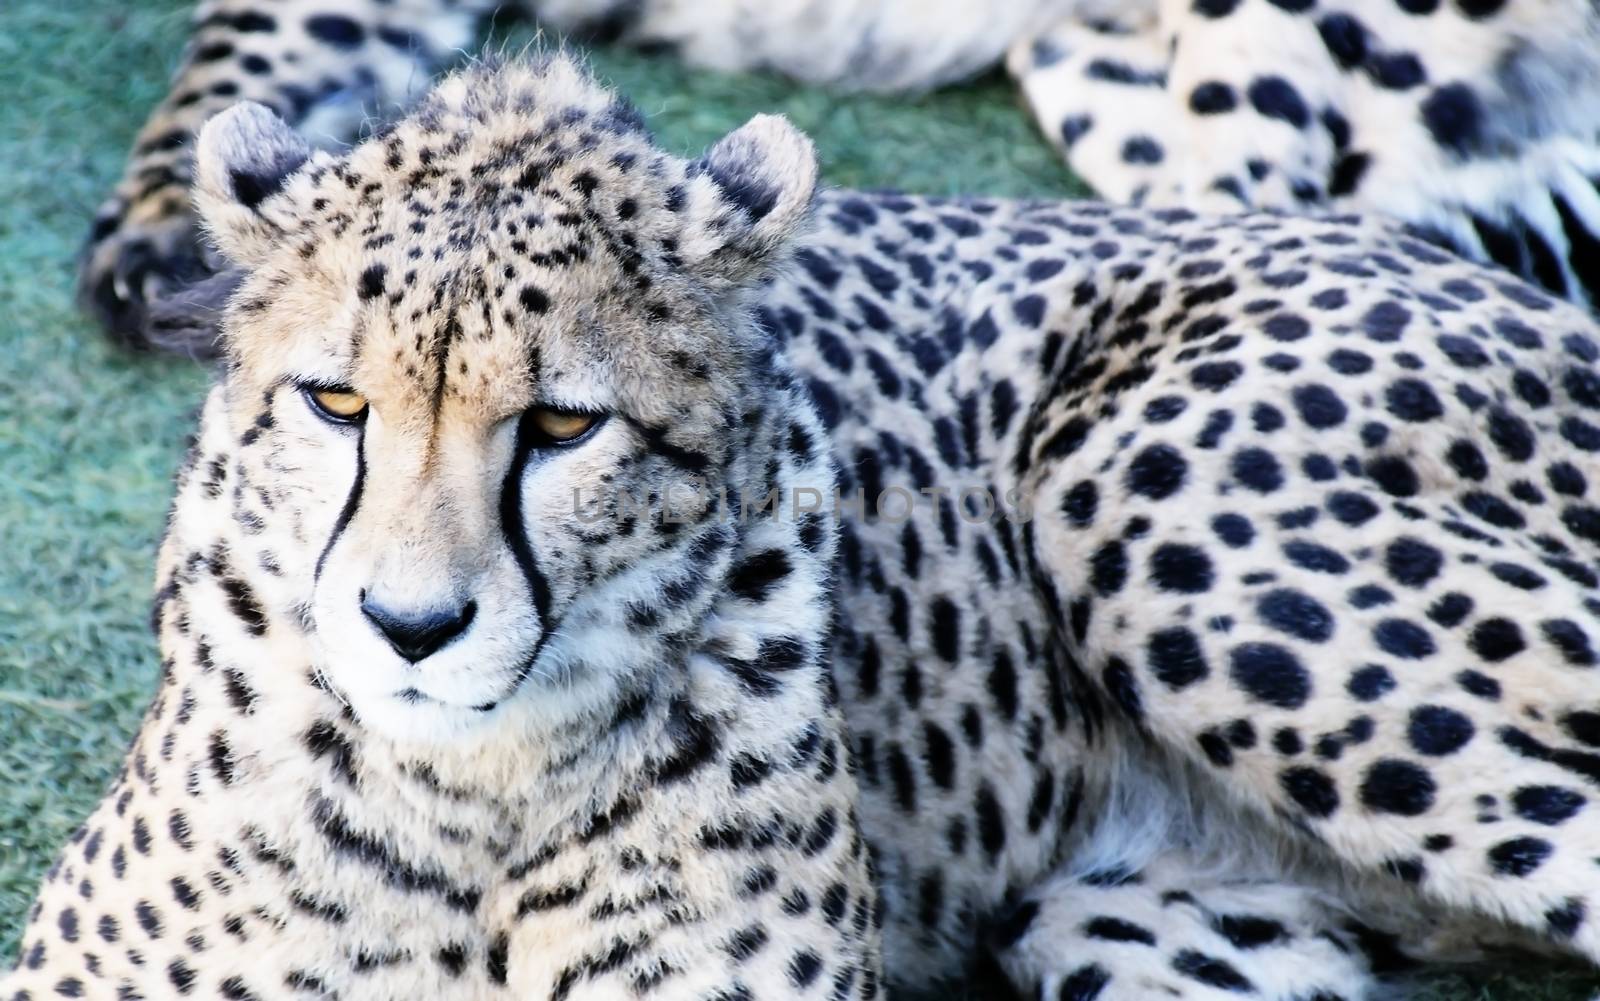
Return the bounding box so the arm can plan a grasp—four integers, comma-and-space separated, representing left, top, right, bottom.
16, 55, 1600, 1001
79, 0, 1600, 348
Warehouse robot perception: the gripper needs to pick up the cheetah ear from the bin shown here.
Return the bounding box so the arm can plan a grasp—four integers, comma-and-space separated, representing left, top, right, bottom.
680, 114, 818, 286
193, 102, 312, 266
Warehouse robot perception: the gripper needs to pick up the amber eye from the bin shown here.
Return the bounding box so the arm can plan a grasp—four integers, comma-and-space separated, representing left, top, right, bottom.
530, 407, 598, 443
306, 387, 369, 423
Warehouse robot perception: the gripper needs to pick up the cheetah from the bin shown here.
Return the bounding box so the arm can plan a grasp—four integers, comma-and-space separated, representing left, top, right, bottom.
13, 53, 1600, 999
79, 0, 1600, 349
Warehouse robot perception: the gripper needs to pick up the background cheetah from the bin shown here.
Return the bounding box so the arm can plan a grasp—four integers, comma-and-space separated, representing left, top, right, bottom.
77, 0, 1600, 350
9, 52, 1600, 999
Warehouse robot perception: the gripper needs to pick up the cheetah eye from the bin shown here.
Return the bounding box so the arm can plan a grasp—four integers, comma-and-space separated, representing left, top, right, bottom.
529, 407, 599, 444
305, 387, 369, 424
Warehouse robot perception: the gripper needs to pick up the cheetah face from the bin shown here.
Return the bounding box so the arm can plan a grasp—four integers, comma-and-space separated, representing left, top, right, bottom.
188, 58, 817, 743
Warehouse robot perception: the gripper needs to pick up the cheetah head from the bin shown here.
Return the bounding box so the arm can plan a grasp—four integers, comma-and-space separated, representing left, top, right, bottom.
185, 56, 821, 743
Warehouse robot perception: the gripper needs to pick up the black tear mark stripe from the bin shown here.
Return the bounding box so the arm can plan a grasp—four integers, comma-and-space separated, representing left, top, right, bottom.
501, 409, 555, 625
309, 795, 481, 912
487, 408, 559, 709
315, 435, 367, 582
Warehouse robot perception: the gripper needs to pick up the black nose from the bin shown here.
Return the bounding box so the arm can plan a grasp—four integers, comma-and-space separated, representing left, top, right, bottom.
360, 592, 477, 663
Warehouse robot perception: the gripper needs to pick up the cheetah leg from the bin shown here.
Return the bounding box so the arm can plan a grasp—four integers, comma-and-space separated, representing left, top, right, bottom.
984, 856, 1379, 1000
1004, 13, 1181, 209
82, 0, 492, 351
1007, 0, 1600, 305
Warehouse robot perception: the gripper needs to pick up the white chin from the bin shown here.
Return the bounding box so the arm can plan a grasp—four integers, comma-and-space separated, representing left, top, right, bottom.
346, 692, 493, 745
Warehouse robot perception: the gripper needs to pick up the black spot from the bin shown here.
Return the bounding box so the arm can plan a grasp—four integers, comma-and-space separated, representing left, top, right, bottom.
1438, 334, 1491, 370
1468, 618, 1525, 662
1462, 491, 1524, 529
135, 899, 164, 937
1089, 541, 1128, 596
1172, 949, 1255, 992
1317, 13, 1369, 67
1425, 594, 1472, 631
1562, 712, 1600, 747
1148, 627, 1209, 690
1280, 766, 1340, 817
1145, 396, 1188, 423
1327, 491, 1379, 526
1374, 618, 1435, 659
930, 597, 961, 662
1062, 480, 1099, 526
1248, 76, 1311, 129
305, 14, 365, 49
1212, 513, 1255, 548
1283, 540, 1350, 574
727, 548, 793, 602
1547, 461, 1587, 497
1274, 728, 1305, 755
1232, 448, 1284, 493
1487, 836, 1552, 877
168, 957, 197, 994
1385, 378, 1443, 422
1543, 619, 1597, 666
1192, 361, 1244, 391
1126, 445, 1188, 499
1083, 917, 1157, 945
1360, 759, 1436, 815
1490, 562, 1545, 591
519, 285, 550, 315
1385, 856, 1426, 883
357, 265, 386, 301
1446, 440, 1489, 480
1368, 455, 1420, 496
1511, 786, 1585, 826
1214, 914, 1291, 949
486, 932, 508, 985
1292, 383, 1347, 428
1060, 115, 1093, 148
1256, 585, 1335, 642
1230, 643, 1311, 709
975, 785, 1007, 858
1566, 504, 1600, 543
1328, 348, 1373, 375
1057, 964, 1112, 1001
1324, 151, 1376, 197
1122, 136, 1165, 165
1369, 52, 1426, 90
1487, 408, 1535, 461
1086, 59, 1167, 87
1384, 537, 1443, 587
1407, 705, 1474, 755
1546, 898, 1586, 939
1150, 544, 1214, 594
1200, 730, 1234, 767
57, 907, 79, 943
1421, 83, 1484, 156
1190, 82, 1238, 115
1362, 301, 1411, 341
1456, 669, 1501, 700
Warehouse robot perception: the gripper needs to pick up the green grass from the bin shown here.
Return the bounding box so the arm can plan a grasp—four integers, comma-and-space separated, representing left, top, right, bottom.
0, 3, 1593, 998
